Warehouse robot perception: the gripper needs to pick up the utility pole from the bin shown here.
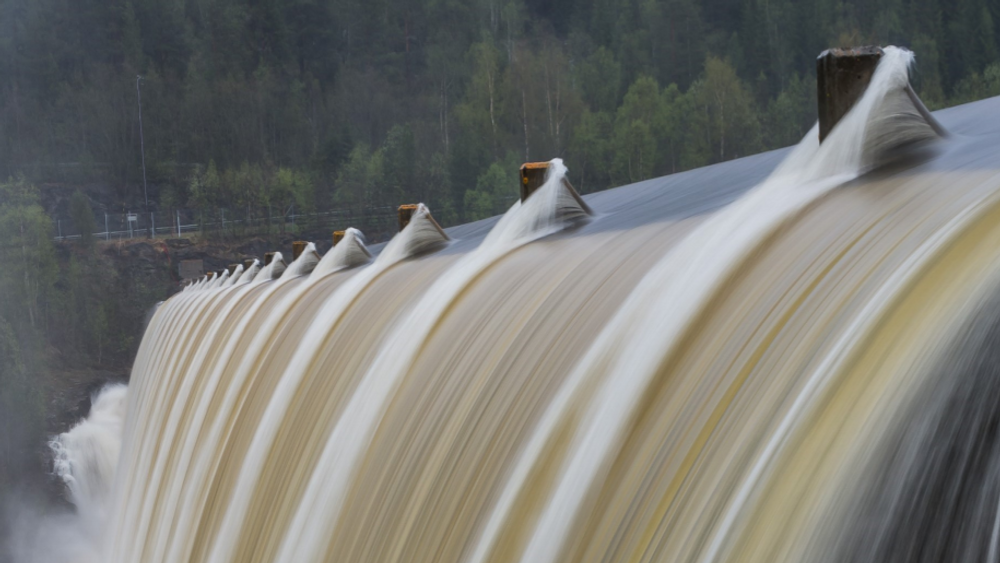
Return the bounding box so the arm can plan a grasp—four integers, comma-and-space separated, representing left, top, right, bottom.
136, 75, 149, 213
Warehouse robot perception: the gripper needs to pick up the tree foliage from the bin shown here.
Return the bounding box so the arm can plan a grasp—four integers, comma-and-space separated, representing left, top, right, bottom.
0, 180, 54, 496
0, 179, 57, 332
0, 314, 42, 493
70, 189, 97, 247
0, 0, 998, 227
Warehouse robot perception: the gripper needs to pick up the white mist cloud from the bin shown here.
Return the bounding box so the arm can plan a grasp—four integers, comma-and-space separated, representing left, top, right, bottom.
1, 383, 128, 563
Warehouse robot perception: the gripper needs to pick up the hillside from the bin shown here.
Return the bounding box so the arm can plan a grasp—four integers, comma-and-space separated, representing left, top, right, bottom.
3, 0, 1000, 238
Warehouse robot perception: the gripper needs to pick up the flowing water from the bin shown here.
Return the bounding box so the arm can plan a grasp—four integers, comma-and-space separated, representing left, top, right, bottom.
46, 48, 1000, 562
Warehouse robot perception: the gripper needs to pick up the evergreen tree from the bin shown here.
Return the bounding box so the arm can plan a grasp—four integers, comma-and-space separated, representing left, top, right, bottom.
0, 0, 997, 227
69, 189, 97, 246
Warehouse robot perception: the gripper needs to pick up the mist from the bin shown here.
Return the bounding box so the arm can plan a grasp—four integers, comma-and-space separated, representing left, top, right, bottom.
1, 384, 128, 563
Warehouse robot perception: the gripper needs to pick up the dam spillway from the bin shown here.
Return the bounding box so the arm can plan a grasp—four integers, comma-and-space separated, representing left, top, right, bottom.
50, 49, 1000, 562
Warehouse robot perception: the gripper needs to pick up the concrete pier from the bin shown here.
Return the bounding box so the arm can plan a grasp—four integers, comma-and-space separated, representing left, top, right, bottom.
292, 241, 308, 260
398, 205, 419, 231
817, 46, 883, 142
520, 162, 550, 201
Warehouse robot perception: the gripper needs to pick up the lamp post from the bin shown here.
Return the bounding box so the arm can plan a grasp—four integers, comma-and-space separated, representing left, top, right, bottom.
136, 75, 149, 213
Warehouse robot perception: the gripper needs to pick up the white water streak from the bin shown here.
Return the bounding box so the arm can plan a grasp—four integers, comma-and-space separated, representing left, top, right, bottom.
463, 47, 927, 563
47, 384, 129, 559
205, 208, 448, 562
275, 158, 589, 563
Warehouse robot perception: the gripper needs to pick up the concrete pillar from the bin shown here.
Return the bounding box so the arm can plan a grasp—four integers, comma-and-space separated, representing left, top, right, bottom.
292, 241, 308, 260
817, 46, 883, 143
520, 162, 550, 201
398, 204, 419, 231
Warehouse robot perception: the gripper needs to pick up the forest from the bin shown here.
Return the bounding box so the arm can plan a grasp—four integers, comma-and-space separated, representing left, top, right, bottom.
2, 0, 1000, 229
2, 0, 1000, 500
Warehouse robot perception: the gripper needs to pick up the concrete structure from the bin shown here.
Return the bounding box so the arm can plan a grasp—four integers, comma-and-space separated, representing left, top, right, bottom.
520, 162, 550, 201
817, 46, 883, 142
398, 204, 419, 231
292, 241, 308, 260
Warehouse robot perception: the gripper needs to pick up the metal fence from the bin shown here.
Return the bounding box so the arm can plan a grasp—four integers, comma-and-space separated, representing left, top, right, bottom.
53, 206, 401, 243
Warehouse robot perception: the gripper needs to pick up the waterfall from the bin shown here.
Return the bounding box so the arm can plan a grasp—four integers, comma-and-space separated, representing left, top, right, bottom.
273, 159, 590, 563
475, 45, 933, 563
41, 47, 1000, 563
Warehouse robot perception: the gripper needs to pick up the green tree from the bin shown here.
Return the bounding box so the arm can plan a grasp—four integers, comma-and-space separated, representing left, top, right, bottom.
69, 189, 97, 247
574, 47, 622, 113
189, 161, 220, 210
335, 144, 386, 209
382, 125, 418, 203
458, 37, 505, 158
911, 34, 947, 108
272, 167, 317, 225
647, 0, 706, 88
659, 83, 687, 173
0, 315, 43, 493
121, 0, 144, 70
951, 62, 1000, 104
612, 76, 663, 183
0, 178, 57, 332
571, 109, 613, 192
463, 158, 519, 221
764, 73, 815, 149
1, 0, 999, 239
425, 152, 458, 225
699, 56, 761, 161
